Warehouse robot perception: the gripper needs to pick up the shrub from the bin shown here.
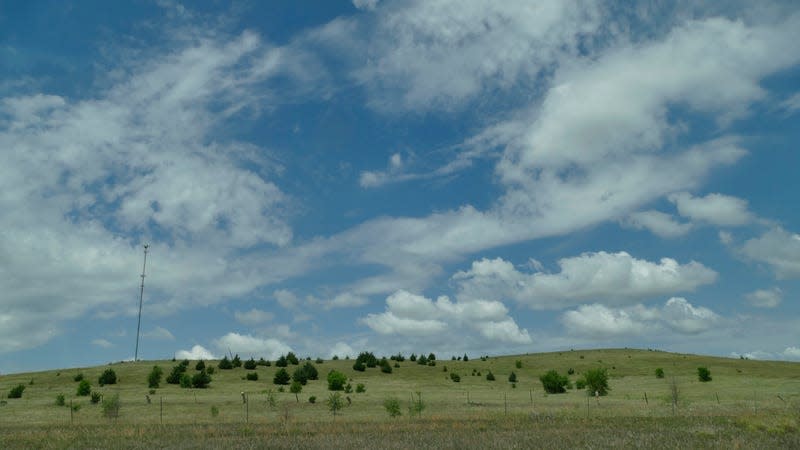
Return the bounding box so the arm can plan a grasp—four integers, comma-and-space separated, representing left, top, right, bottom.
77, 380, 91, 396
196, 360, 206, 371
539, 370, 569, 394
486, 371, 496, 381
463, 353, 469, 362
232, 354, 242, 368
584, 368, 610, 396
308, 395, 316, 404
286, 352, 300, 365
149, 389, 156, 395
73, 373, 84, 382
210, 405, 219, 417
244, 358, 257, 370
55, 393, 66, 406
148, 366, 163, 389
575, 378, 587, 389
101, 393, 120, 419
427, 360, 436, 367
257, 358, 270, 366
90, 391, 102, 404
246, 372, 259, 381
218, 356, 233, 370
354, 383, 365, 393
180, 374, 192, 388
698, 367, 712, 382
508, 371, 517, 383
380, 362, 393, 374
353, 361, 366, 372
417, 355, 428, 365
655, 368, 665, 378
327, 370, 347, 391
344, 383, 353, 393
450, 372, 461, 382
515, 360, 523, 369
8, 384, 25, 399
567, 368, 575, 375
332, 355, 339, 360
409, 353, 417, 362
290, 380, 303, 402
384, 397, 402, 417
326, 392, 345, 417
206, 366, 215, 375
315, 357, 324, 364
275, 355, 288, 367
98, 368, 117, 386
302, 362, 319, 380
166, 364, 187, 384
273, 368, 291, 385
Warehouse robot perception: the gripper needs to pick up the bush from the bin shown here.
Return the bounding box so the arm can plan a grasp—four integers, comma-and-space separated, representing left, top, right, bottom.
77, 380, 91, 396
417, 355, 428, 365
486, 371, 496, 381
244, 358, 257, 370
273, 368, 291, 385
232, 354, 242, 368
101, 393, 120, 419
450, 372, 461, 382
8, 384, 25, 399
315, 357, 324, 364
290, 380, 303, 401
257, 358, 270, 366
515, 360, 523, 369
210, 405, 219, 417
344, 383, 353, 393
567, 368, 575, 375
355, 351, 378, 368
326, 392, 345, 417
584, 368, 610, 396
166, 364, 187, 384
655, 368, 665, 378
380, 362, 393, 374
218, 356, 233, 370
196, 360, 206, 371
275, 355, 288, 367
180, 374, 192, 388
302, 362, 319, 380
409, 353, 417, 362
356, 383, 366, 393
539, 370, 569, 394
73, 373, 84, 382
508, 371, 517, 383
55, 393, 66, 406
98, 368, 117, 386
246, 372, 259, 381
308, 395, 317, 404
91, 391, 102, 404
327, 370, 347, 391
463, 353, 469, 362
206, 366, 215, 375
353, 361, 366, 372
698, 367, 712, 382
384, 396, 402, 417
575, 378, 587, 389
148, 366, 163, 389
286, 352, 300, 365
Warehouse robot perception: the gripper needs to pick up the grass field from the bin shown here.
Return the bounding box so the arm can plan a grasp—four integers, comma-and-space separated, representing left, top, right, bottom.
1, 348, 799, 448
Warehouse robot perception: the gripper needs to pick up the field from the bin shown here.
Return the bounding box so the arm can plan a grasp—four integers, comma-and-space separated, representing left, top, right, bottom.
1, 348, 799, 448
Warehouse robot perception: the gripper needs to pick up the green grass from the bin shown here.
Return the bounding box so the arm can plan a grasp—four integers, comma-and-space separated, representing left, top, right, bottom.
1, 349, 799, 447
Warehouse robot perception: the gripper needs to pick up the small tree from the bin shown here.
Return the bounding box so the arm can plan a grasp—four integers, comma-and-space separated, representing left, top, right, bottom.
73, 373, 84, 382
409, 391, 425, 417
508, 371, 517, 383
77, 380, 91, 396
384, 396, 402, 417
166, 364, 186, 384
450, 372, 461, 382
539, 370, 568, 394
101, 393, 120, 419
55, 393, 66, 406
655, 368, 665, 379
273, 368, 291, 385
218, 356, 233, 370
180, 374, 192, 388
290, 380, 303, 402
286, 352, 300, 365
515, 360, 522, 369
98, 368, 117, 386
326, 392, 344, 417
352, 361, 366, 372
584, 368, 610, 396
244, 358, 257, 370
463, 353, 469, 362
8, 384, 25, 399
232, 354, 242, 368
698, 367, 712, 382
196, 360, 206, 371
246, 372, 259, 381
275, 355, 288, 367
148, 366, 163, 389
486, 371, 496, 381
355, 383, 366, 393
327, 370, 347, 391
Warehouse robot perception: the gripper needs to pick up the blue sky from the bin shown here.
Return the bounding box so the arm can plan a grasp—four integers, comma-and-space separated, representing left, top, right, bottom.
1, 0, 800, 373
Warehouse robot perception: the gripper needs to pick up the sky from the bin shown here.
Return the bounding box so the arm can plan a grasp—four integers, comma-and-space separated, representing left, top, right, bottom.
1, 0, 799, 374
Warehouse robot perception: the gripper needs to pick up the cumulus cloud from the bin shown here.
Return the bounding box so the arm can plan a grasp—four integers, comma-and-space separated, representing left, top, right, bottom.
175, 344, 216, 360
669, 192, 753, 226
740, 228, 800, 279
621, 210, 692, 238
781, 92, 800, 113
327, 342, 356, 359
213, 332, 292, 360
562, 297, 720, 338
453, 252, 717, 309
143, 326, 175, 340
326, 292, 369, 309
783, 347, 800, 360
234, 309, 275, 326
361, 290, 531, 345
745, 288, 782, 308
91, 339, 114, 348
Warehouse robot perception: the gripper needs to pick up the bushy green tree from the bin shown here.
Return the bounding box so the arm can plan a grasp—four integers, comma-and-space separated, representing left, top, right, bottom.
655, 368, 665, 378
98, 368, 117, 386
246, 372, 258, 381
301, 362, 319, 380
539, 370, 569, 394
508, 371, 517, 383
195, 360, 206, 371
275, 355, 288, 367
486, 371, 496, 381
191, 370, 211, 388
243, 358, 257, 370
383, 396, 402, 417
327, 370, 347, 391
180, 374, 192, 388
166, 364, 187, 384
148, 365, 163, 389
218, 356, 233, 370
353, 361, 366, 372
290, 380, 302, 402
273, 368, 291, 385
698, 367, 712, 382
231, 354, 242, 368
77, 379, 91, 396
584, 368, 610, 396
286, 352, 300, 365
326, 392, 344, 417
450, 372, 461, 382
8, 384, 25, 399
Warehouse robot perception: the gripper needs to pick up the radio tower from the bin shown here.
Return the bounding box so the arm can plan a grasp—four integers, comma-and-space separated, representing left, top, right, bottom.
134, 244, 149, 362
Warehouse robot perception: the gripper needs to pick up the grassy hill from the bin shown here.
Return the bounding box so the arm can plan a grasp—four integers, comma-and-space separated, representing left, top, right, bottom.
1, 348, 799, 448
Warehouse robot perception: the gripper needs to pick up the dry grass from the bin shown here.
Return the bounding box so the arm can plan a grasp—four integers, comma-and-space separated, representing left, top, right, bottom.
1, 349, 799, 447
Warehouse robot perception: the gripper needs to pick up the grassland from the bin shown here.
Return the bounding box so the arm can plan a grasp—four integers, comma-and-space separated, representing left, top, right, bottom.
1, 348, 799, 448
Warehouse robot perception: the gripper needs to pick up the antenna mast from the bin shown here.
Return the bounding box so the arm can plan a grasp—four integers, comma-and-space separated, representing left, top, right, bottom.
134, 243, 149, 362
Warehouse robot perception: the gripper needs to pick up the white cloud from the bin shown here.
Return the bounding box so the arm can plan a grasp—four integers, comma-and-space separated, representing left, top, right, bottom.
326, 292, 369, 309
91, 339, 114, 348
622, 210, 692, 238
213, 332, 292, 360
783, 347, 800, 360
669, 192, 753, 226
745, 288, 782, 308
562, 297, 720, 338
352, 0, 379, 11
327, 342, 355, 359
780, 91, 800, 113
361, 290, 531, 345
740, 227, 800, 279
274, 289, 301, 310
143, 326, 175, 340
719, 231, 734, 245
234, 309, 275, 326
453, 252, 717, 309
175, 344, 216, 360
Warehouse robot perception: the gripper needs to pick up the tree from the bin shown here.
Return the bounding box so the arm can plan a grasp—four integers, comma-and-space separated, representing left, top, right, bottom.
383, 396, 402, 417
232, 354, 242, 368
463, 353, 469, 362
539, 370, 569, 394
147, 366, 163, 389
698, 367, 712, 382
77, 380, 91, 396
273, 368, 291, 385
243, 358, 257, 370
98, 368, 117, 386
584, 368, 610, 396
326, 392, 345, 417
301, 362, 319, 380
290, 380, 303, 402
292, 367, 309, 385
352, 361, 366, 372
508, 371, 517, 383
286, 352, 300, 365
428, 353, 436, 361
196, 360, 206, 371
486, 371, 496, 381
192, 370, 212, 388
275, 355, 288, 367
166, 364, 187, 384
655, 368, 665, 379
327, 370, 347, 391
7, 384, 25, 399
218, 356, 233, 370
